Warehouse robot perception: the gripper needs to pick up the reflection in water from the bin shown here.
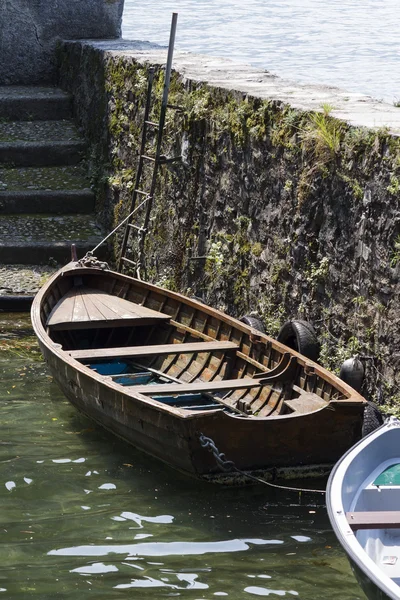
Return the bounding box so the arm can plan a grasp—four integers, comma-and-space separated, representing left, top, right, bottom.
122, 0, 400, 103
111, 511, 174, 526
113, 573, 209, 590
0, 315, 365, 599
48, 537, 283, 557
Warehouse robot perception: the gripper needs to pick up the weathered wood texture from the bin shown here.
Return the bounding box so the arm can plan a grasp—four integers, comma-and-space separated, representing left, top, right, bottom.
69, 340, 239, 360
284, 393, 328, 414
47, 286, 170, 330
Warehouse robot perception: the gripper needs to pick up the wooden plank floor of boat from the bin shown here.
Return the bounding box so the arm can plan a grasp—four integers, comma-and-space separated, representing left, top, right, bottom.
46, 286, 171, 330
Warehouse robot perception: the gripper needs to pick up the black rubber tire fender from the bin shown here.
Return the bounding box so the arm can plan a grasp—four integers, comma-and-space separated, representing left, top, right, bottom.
362, 401, 384, 437
239, 314, 266, 334
277, 319, 320, 362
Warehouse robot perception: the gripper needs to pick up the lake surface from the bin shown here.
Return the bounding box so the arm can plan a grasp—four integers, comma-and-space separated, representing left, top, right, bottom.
122, 0, 400, 104
0, 314, 366, 599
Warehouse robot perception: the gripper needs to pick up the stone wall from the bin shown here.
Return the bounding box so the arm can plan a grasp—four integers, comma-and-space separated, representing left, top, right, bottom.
58, 40, 400, 406
0, 0, 124, 84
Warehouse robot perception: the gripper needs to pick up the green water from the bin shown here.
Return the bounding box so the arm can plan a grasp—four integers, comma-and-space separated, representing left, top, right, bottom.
0, 314, 365, 599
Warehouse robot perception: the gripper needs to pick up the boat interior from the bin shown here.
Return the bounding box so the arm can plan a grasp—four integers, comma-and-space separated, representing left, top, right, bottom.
347, 459, 400, 586
41, 270, 346, 417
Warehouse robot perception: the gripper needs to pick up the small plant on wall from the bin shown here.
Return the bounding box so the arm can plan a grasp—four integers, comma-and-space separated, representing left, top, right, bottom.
300, 104, 345, 163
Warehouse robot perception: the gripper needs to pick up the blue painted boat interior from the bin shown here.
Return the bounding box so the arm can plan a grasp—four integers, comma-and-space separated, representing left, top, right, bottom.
88, 359, 226, 411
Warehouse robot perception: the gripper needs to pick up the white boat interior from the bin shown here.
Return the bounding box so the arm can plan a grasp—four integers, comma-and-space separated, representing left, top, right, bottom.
350, 458, 400, 586
328, 419, 400, 599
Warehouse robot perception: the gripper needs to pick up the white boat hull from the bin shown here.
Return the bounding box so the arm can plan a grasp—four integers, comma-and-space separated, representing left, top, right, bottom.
327, 417, 400, 600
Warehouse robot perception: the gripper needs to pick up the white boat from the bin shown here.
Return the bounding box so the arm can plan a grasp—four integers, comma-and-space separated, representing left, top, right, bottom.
327, 417, 400, 600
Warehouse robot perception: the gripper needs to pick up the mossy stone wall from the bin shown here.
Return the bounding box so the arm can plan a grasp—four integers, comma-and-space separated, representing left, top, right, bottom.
58, 41, 400, 407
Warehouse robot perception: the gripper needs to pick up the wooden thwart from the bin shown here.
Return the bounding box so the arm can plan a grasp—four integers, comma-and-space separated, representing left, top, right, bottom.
132, 356, 298, 396
346, 511, 400, 530
47, 286, 170, 330
133, 378, 264, 395
284, 393, 328, 414
70, 341, 239, 361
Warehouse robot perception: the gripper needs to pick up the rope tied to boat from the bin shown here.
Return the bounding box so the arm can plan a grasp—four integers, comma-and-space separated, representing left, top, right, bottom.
199, 433, 326, 494
77, 253, 110, 270
77, 195, 151, 266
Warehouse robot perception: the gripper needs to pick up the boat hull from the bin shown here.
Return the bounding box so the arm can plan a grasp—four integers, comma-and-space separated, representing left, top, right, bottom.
41, 338, 363, 479
32, 264, 367, 481
349, 558, 393, 600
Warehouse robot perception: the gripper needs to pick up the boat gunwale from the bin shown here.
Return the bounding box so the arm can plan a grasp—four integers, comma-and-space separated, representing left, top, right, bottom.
31, 263, 367, 420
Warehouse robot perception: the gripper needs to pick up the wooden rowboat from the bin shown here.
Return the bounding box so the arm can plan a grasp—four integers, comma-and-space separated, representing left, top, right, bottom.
327, 417, 400, 600
31, 261, 367, 481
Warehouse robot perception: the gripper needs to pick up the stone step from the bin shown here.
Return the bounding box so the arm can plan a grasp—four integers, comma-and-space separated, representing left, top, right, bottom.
0, 164, 92, 192
0, 120, 82, 143
0, 264, 57, 309
0, 215, 105, 265
0, 264, 57, 296
0, 120, 86, 167
0, 190, 95, 214
0, 140, 86, 167
0, 86, 72, 121
0, 86, 104, 307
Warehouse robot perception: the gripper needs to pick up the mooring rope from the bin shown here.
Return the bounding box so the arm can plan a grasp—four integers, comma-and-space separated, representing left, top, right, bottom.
199, 434, 326, 494
80, 195, 151, 262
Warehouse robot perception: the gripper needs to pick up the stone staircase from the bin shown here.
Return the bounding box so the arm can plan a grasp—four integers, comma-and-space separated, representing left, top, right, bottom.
0, 86, 104, 308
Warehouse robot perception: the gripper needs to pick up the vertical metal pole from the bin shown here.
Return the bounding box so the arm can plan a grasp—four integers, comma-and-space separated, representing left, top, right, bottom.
137, 12, 178, 277
118, 68, 155, 272
146, 11, 177, 213
161, 12, 178, 122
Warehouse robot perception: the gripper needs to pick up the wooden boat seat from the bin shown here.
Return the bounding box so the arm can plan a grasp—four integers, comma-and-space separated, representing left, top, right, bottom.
133, 378, 264, 395
46, 286, 171, 330
69, 341, 239, 361
346, 511, 400, 531
132, 358, 298, 396
284, 393, 328, 414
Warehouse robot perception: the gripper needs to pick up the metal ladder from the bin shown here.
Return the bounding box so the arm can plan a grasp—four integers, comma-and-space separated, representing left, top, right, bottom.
118, 12, 181, 278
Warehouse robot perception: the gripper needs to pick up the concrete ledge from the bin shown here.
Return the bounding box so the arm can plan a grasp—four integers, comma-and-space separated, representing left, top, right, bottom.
78, 39, 400, 134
